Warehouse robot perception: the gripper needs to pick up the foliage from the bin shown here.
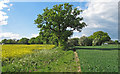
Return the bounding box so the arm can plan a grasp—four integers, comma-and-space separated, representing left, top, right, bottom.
18, 38, 29, 44
67, 38, 79, 47
92, 38, 101, 46
76, 45, 118, 72
79, 36, 92, 46
1, 39, 17, 44
28, 37, 36, 44
48, 34, 58, 46
38, 30, 58, 45
34, 36, 43, 44
2, 45, 78, 72
88, 31, 111, 46
1, 39, 7, 44
114, 40, 119, 44
34, 3, 86, 47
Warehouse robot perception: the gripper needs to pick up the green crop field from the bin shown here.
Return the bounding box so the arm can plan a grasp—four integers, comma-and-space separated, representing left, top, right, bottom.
76, 45, 118, 72
2, 44, 78, 72
1, 44, 119, 72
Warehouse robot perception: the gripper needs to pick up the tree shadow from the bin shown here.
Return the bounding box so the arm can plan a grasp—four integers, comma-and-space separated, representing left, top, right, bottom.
74, 47, 120, 51
67, 46, 120, 51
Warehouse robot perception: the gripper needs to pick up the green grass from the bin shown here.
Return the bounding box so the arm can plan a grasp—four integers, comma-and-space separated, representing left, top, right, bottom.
2, 47, 78, 72
2, 44, 119, 72
76, 45, 118, 72
75, 44, 119, 49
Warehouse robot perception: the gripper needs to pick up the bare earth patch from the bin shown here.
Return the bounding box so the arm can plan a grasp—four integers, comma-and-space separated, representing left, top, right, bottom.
74, 51, 81, 72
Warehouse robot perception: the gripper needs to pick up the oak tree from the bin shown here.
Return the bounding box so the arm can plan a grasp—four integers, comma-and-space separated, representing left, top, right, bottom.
34, 3, 86, 47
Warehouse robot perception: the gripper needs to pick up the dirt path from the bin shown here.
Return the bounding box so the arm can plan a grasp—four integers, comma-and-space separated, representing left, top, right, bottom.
74, 51, 81, 72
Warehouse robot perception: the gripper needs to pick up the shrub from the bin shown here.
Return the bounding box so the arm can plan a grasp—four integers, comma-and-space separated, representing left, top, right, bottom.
104, 40, 115, 44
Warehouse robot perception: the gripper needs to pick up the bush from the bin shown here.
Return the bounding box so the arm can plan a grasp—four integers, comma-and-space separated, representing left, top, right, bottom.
104, 40, 115, 44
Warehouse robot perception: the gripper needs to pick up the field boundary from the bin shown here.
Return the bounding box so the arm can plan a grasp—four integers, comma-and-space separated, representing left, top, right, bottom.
74, 51, 81, 72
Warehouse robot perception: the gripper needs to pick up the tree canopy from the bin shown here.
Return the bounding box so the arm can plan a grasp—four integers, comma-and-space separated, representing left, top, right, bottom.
67, 38, 79, 46
79, 36, 92, 46
34, 3, 86, 47
88, 31, 111, 46
18, 38, 29, 44
28, 37, 36, 44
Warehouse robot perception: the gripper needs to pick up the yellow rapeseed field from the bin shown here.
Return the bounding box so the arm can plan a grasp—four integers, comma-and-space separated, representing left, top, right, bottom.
2, 44, 55, 59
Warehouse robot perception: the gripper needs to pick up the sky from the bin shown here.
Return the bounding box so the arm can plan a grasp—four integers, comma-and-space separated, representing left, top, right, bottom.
0, 0, 119, 41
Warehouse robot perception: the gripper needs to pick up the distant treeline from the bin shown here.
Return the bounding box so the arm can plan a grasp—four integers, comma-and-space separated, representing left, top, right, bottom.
0, 31, 119, 46
0, 36, 58, 45
68, 31, 119, 46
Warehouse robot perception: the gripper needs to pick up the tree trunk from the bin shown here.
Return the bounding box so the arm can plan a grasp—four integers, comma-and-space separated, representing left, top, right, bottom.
58, 36, 61, 47
58, 41, 61, 47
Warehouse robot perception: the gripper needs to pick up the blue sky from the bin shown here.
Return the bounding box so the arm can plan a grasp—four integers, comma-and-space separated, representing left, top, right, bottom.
0, 0, 118, 41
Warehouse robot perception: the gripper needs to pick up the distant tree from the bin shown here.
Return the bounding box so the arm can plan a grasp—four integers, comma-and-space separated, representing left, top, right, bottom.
92, 38, 101, 46
34, 3, 86, 47
87, 37, 93, 46
18, 38, 29, 44
13, 39, 17, 44
34, 36, 43, 44
1, 39, 17, 44
67, 38, 79, 46
1, 39, 7, 44
6, 39, 16, 44
28, 37, 36, 44
115, 40, 119, 44
16, 40, 19, 44
88, 31, 111, 46
79, 36, 92, 46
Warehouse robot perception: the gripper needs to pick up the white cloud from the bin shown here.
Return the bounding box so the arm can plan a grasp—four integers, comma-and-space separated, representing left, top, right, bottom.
70, 35, 80, 39
82, 34, 86, 36
7, 8, 10, 11
10, 0, 119, 2
0, 32, 21, 41
10, 4, 13, 6
0, 21, 8, 25
81, 2, 118, 28
31, 34, 39, 37
0, 0, 9, 10
89, 0, 119, 2
0, 0, 10, 25
77, 0, 119, 39
66, 27, 79, 33
0, 0, 13, 25
0, 32, 39, 41
10, 0, 89, 2
73, 30, 79, 33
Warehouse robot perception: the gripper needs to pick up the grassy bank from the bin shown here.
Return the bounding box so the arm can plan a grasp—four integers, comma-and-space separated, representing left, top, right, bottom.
2, 45, 78, 72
